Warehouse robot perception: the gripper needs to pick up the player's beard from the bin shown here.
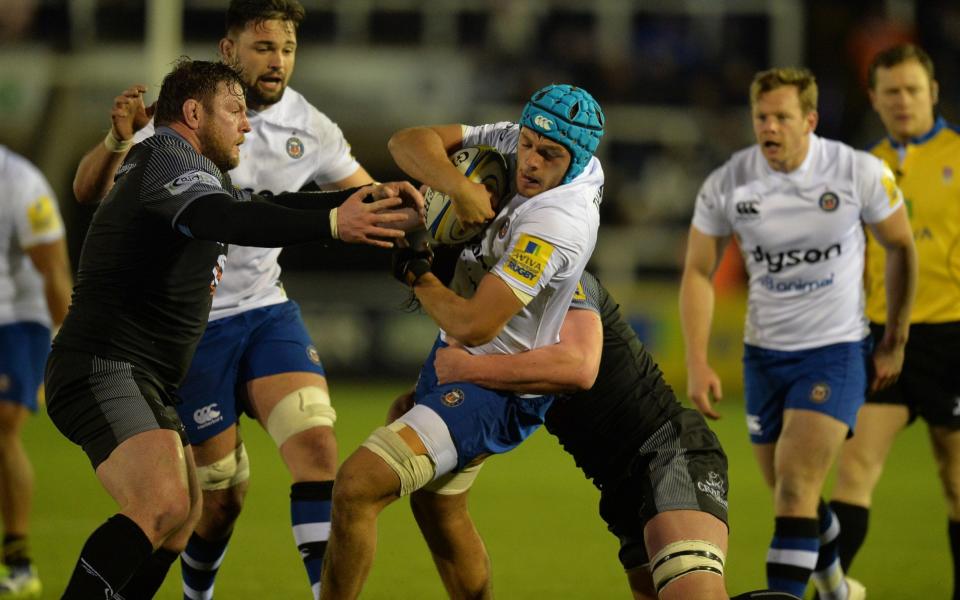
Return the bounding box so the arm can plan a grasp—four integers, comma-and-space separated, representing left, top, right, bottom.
244, 77, 285, 109
198, 125, 239, 174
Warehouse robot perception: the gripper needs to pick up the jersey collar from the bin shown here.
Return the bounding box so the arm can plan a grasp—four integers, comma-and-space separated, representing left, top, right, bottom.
886, 115, 945, 148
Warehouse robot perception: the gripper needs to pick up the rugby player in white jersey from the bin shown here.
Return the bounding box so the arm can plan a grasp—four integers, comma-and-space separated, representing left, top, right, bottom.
71, 2, 377, 598
680, 67, 917, 600
0, 149, 71, 599
319, 84, 605, 599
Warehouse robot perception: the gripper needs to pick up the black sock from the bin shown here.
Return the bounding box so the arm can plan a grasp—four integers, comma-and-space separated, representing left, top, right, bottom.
118, 547, 179, 598
62, 514, 153, 600
949, 520, 960, 600
2, 534, 30, 569
829, 500, 869, 572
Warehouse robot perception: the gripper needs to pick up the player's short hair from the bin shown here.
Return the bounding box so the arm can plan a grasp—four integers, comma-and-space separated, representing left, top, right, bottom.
225, 0, 305, 36
868, 44, 935, 89
750, 67, 818, 115
154, 58, 244, 127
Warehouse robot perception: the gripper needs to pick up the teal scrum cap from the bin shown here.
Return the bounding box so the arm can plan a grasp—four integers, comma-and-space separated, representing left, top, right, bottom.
519, 84, 605, 184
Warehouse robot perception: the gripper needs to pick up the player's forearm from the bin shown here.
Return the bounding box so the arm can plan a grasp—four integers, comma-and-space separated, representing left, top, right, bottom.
414, 274, 499, 347
73, 142, 127, 204
679, 269, 716, 367
180, 193, 334, 246
882, 239, 918, 345
259, 188, 360, 211
455, 349, 590, 394
388, 128, 467, 197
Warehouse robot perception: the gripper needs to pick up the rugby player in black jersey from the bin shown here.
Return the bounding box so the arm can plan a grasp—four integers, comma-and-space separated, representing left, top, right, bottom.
44, 59, 420, 599
387, 268, 796, 600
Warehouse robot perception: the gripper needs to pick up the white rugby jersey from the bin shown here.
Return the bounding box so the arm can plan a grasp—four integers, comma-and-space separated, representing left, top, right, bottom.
0, 146, 64, 327
692, 134, 902, 351
136, 87, 361, 320
445, 121, 603, 356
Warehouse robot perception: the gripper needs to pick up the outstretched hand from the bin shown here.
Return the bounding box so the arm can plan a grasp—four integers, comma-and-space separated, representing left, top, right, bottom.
337, 183, 420, 248
368, 181, 425, 233
111, 84, 153, 142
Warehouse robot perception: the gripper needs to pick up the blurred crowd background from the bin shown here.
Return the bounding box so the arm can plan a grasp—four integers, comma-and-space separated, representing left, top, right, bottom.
1, 0, 957, 384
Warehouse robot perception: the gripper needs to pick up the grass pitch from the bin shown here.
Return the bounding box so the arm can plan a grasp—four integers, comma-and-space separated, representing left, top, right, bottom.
29, 381, 947, 598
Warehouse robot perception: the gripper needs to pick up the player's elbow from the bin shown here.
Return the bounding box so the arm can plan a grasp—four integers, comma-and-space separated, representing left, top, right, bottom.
387, 128, 420, 160
575, 361, 599, 391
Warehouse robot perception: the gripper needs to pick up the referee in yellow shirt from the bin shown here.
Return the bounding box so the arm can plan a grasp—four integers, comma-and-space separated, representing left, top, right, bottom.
829, 43, 960, 597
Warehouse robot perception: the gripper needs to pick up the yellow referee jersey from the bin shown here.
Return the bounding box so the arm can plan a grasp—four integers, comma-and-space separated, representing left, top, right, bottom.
866, 117, 960, 324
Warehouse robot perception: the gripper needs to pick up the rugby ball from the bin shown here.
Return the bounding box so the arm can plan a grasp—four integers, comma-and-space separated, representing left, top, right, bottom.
423, 145, 509, 245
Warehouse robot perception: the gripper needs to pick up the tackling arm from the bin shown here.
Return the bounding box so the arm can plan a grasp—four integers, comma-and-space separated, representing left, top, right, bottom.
679, 226, 728, 419
413, 272, 523, 347
434, 308, 603, 394
388, 125, 494, 226
24, 239, 73, 327
866, 204, 918, 391
178, 184, 414, 248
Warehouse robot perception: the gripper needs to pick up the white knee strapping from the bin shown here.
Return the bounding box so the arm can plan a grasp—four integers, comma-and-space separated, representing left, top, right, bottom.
422, 461, 484, 495
362, 422, 435, 496
395, 404, 458, 477
266, 386, 336, 447
196, 443, 251, 491
650, 539, 725, 593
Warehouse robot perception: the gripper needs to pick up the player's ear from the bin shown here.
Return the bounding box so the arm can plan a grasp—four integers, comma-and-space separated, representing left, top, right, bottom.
805, 109, 819, 134
218, 37, 235, 63
181, 98, 202, 130
931, 78, 939, 106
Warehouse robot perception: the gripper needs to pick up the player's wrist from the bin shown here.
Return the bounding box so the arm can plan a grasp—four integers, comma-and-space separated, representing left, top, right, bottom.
104, 128, 133, 153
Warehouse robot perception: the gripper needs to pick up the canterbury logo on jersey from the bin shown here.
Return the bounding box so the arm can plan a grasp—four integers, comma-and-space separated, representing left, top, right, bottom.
752, 243, 841, 273
735, 200, 759, 215
194, 403, 223, 426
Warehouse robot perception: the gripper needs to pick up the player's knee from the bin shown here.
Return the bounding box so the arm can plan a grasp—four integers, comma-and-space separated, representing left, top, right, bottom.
266, 386, 336, 448
361, 422, 435, 497
650, 539, 725, 595
202, 485, 247, 528
142, 488, 194, 541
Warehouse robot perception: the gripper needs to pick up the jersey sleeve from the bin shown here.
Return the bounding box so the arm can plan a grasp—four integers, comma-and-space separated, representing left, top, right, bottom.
690, 166, 732, 236
462, 122, 520, 155
308, 107, 362, 186
570, 272, 602, 315
139, 146, 233, 230
12, 161, 64, 249
491, 206, 586, 304
856, 151, 903, 224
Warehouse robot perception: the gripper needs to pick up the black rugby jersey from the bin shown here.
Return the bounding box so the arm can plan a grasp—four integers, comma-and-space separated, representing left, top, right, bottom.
544, 272, 684, 487
54, 128, 237, 390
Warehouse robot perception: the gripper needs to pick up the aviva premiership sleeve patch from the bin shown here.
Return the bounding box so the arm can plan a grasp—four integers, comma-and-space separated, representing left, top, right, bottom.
26, 195, 60, 236
881, 166, 902, 207
504, 233, 554, 287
